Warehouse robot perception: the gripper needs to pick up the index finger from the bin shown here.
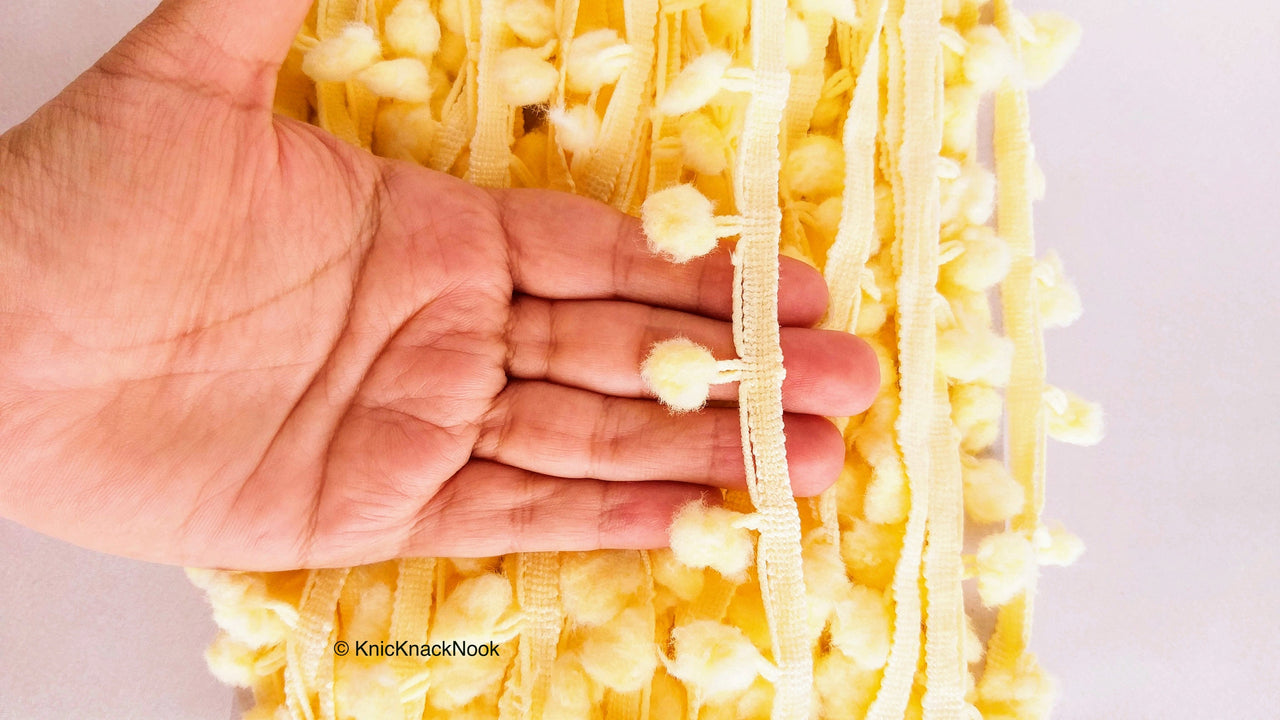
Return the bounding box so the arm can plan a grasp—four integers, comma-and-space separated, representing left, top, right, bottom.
491, 188, 830, 326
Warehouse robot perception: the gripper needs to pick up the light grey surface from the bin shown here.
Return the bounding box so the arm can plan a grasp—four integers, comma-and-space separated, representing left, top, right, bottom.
1, 1, 1277, 718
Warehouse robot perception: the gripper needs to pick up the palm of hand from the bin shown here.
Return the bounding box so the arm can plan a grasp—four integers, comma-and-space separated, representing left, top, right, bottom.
0, 2, 876, 569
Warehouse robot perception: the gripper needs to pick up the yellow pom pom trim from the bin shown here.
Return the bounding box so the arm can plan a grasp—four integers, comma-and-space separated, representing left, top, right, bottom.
493, 47, 559, 106
356, 58, 432, 102
1044, 385, 1104, 446
668, 500, 757, 577
301, 23, 382, 82
384, 0, 441, 59
639, 184, 741, 263
641, 337, 745, 412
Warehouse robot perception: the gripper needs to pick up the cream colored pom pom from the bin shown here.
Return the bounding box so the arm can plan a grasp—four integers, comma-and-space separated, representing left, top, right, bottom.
640, 184, 720, 264
373, 102, 438, 164
547, 105, 601, 155
1020, 12, 1082, 88
542, 655, 594, 720
841, 520, 902, 590
962, 25, 1016, 93
651, 547, 706, 601
941, 226, 1012, 291
1035, 251, 1083, 328
430, 573, 518, 643
815, 650, 880, 720
829, 585, 892, 670
974, 531, 1037, 607
784, 134, 845, 199
503, 0, 555, 45
678, 113, 730, 175
494, 47, 559, 106
937, 328, 1014, 385
962, 455, 1026, 524
385, 0, 441, 58
356, 58, 432, 102
951, 382, 1003, 453
578, 606, 657, 692
1034, 524, 1085, 567
334, 658, 402, 719
668, 500, 756, 578
204, 633, 259, 688
566, 29, 633, 93
560, 550, 644, 626
641, 337, 721, 411
658, 51, 733, 115
302, 23, 382, 82
1044, 386, 1104, 446
666, 620, 770, 699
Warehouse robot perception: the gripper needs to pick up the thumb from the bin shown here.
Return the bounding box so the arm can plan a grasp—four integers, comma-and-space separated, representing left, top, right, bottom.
134, 0, 316, 106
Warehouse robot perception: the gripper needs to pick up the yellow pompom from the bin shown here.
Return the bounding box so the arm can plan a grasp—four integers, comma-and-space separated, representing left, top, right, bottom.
641, 337, 721, 411
1044, 386, 1104, 446
338, 569, 393, 641
940, 164, 997, 227
650, 547, 706, 602
668, 500, 756, 578
977, 652, 1057, 718
302, 23, 382, 82
784, 11, 811, 69
951, 382, 1003, 453
937, 328, 1014, 386
560, 550, 645, 626
438, 0, 467, 33
1034, 524, 1085, 567
357, 58, 432, 102
204, 633, 260, 688
962, 25, 1016, 93
503, 0, 555, 45
678, 113, 731, 175
941, 226, 1012, 291
542, 655, 595, 720
430, 573, 518, 643
801, 535, 850, 638
494, 47, 559, 106
641, 181, 723, 263
1020, 12, 1082, 88
841, 519, 902, 590
784, 135, 845, 199
193, 571, 296, 649
658, 51, 732, 115
578, 606, 657, 692
666, 620, 770, 699
547, 105, 601, 155
385, 0, 441, 58
566, 29, 633, 93
963, 616, 985, 665
974, 531, 1037, 607
829, 585, 892, 670
373, 102, 438, 164
815, 651, 880, 720
334, 657, 402, 719
1034, 251, 1083, 328
962, 455, 1026, 524
861, 446, 908, 525
427, 651, 510, 709
701, 0, 749, 45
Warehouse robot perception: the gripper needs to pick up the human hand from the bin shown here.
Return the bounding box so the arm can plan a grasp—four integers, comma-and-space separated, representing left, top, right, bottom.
0, 0, 878, 570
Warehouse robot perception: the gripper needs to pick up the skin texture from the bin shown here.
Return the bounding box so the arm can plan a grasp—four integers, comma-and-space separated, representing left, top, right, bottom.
0, 0, 879, 570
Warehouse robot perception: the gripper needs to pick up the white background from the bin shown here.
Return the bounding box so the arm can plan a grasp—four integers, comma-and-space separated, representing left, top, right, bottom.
1, 1, 1277, 718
